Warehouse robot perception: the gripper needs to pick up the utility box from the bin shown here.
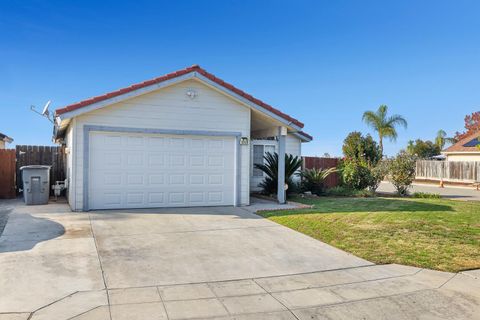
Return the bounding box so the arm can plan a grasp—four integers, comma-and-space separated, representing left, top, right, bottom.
20, 165, 51, 205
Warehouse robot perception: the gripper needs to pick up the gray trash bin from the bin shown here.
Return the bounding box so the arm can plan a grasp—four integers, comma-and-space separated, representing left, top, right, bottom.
20, 165, 51, 205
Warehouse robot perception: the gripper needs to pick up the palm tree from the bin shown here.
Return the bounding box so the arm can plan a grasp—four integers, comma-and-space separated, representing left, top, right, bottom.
435, 129, 457, 150
298, 167, 337, 195
362, 105, 408, 157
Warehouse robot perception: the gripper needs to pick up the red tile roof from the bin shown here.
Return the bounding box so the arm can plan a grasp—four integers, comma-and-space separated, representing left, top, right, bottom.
443, 131, 480, 153
55, 65, 305, 129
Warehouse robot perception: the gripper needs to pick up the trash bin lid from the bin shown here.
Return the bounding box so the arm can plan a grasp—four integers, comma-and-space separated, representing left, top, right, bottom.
20, 165, 51, 171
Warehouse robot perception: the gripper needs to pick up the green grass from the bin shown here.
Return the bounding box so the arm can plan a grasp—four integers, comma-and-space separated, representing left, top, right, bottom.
259, 196, 480, 272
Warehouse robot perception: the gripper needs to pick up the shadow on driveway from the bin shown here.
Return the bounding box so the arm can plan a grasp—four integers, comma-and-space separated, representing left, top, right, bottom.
0, 213, 65, 253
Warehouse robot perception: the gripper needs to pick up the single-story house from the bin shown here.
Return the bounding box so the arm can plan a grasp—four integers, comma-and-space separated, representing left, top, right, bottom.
53, 65, 312, 211
442, 131, 480, 161
0, 132, 13, 149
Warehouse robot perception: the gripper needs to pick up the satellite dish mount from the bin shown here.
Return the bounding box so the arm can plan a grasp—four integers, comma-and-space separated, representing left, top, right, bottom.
31, 100, 54, 123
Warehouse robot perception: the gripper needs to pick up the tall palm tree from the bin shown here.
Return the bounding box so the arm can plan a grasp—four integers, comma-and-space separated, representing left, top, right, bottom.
435, 129, 457, 150
362, 105, 408, 157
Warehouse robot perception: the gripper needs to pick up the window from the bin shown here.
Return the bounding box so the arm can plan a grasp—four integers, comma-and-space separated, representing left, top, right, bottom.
253, 145, 264, 177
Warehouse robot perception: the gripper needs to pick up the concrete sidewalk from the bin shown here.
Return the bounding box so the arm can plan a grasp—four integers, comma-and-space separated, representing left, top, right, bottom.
0, 199, 479, 319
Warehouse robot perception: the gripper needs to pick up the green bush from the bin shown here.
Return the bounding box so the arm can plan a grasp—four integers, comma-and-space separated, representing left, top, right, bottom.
342, 131, 381, 166
389, 151, 416, 196
299, 167, 337, 195
369, 161, 389, 192
340, 160, 373, 190
339, 131, 383, 191
325, 186, 375, 197
412, 192, 441, 199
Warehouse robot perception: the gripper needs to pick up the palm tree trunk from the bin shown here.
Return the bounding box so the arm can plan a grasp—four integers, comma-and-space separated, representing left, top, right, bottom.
379, 135, 383, 158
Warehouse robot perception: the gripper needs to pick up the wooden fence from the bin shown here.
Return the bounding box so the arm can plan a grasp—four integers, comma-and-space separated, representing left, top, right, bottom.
302, 156, 341, 188
0, 149, 16, 199
416, 160, 480, 183
16, 145, 66, 194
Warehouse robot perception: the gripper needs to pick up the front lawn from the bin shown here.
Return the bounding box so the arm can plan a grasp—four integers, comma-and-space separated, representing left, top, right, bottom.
259, 197, 480, 272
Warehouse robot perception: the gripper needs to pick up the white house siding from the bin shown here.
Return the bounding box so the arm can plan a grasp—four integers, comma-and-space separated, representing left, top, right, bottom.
71, 79, 251, 210
286, 134, 302, 183
286, 135, 302, 158
446, 153, 480, 161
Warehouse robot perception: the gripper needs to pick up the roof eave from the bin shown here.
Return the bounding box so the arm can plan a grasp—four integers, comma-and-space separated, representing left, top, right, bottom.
442, 151, 480, 155
292, 131, 313, 142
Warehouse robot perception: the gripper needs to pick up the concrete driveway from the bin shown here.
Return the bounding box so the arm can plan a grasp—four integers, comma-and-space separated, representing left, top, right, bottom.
1, 199, 479, 319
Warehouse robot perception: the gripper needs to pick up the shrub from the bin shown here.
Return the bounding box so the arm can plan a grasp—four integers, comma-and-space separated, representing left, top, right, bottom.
339, 131, 382, 191
389, 151, 416, 196
340, 160, 373, 190
369, 161, 389, 192
325, 186, 375, 197
342, 131, 381, 166
412, 192, 441, 199
299, 167, 337, 195
254, 152, 303, 195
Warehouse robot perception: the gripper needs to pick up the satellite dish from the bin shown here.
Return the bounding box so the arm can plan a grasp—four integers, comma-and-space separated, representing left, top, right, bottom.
30, 100, 54, 123
42, 100, 51, 116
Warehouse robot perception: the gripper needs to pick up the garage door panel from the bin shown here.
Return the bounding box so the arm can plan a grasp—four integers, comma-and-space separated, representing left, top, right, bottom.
147, 153, 166, 167
170, 154, 186, 167
147, 137, 165, 148
89, 132, 235, 209
149, 174, 165, 185
148, 192, 165, 205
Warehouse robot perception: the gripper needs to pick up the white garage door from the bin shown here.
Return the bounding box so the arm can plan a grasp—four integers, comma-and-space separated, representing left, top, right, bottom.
88, 131, 236, 209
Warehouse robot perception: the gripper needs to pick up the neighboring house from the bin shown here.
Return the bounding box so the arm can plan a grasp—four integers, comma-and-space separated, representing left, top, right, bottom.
0, 132, 13, 149
442, 131, 480, 161
53, 65, 312, 211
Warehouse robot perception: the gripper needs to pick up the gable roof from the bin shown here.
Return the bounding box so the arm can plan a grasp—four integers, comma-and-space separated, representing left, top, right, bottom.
443, 131, 480, 153
55, 65, 306, 131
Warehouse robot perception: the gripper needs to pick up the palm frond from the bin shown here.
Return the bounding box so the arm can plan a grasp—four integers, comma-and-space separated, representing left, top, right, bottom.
382, 126, 398, 141
386, 114, 408, 129
254, 152, 303, 194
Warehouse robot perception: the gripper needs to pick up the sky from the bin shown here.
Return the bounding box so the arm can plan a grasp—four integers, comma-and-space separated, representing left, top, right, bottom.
1, 0, 479, 156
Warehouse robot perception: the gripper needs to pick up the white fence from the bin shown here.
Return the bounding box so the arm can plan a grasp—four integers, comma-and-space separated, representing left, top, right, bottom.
416, 160, 480, 183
